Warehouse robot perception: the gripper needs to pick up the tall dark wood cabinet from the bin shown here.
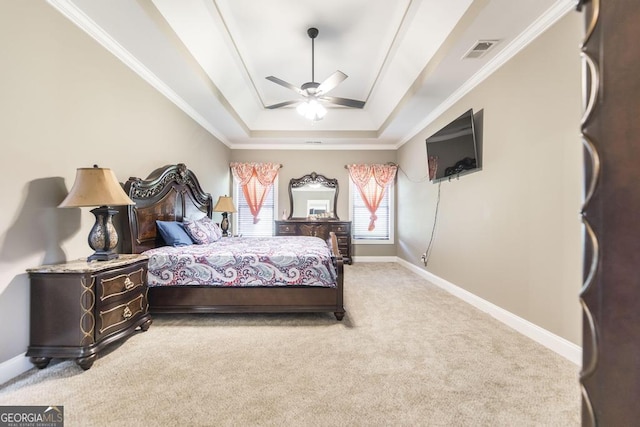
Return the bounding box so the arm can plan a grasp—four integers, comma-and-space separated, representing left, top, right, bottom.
577, 1, 640, 425
275, 220, 352, 264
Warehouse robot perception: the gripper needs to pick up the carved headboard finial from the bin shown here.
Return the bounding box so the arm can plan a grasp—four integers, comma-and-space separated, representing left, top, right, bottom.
177, 163, 188, 179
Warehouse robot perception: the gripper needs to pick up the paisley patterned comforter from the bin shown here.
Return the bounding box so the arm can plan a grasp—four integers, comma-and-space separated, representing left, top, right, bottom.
143, 236, 338, 288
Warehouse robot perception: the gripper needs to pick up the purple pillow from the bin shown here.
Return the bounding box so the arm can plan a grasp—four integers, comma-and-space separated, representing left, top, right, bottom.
183, 216, 223, 244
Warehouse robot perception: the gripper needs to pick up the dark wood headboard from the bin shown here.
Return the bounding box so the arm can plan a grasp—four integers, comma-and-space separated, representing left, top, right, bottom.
120, 163, 213, 254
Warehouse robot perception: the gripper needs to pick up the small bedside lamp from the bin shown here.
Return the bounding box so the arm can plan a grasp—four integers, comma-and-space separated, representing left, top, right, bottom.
59, 165, 134, 261
213, 195, 237, 237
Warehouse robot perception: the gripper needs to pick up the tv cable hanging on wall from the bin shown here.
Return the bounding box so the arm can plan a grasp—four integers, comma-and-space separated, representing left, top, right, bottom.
422, 181, 442, 266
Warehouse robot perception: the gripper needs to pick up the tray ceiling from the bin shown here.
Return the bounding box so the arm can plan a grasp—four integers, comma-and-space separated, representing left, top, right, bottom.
48, 0, 574, 149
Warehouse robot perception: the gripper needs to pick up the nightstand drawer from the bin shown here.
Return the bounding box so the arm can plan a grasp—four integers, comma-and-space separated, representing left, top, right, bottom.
98, 265, 146, 302
98, 293, 145, 338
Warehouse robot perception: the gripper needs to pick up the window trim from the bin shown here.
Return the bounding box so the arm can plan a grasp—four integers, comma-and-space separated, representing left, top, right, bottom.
349, 180, 395, 245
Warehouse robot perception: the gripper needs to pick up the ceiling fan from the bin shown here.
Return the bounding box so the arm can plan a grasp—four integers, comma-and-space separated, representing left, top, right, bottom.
265, 27, 365, 120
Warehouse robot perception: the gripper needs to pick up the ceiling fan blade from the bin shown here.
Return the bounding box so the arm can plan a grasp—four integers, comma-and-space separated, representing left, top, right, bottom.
321, 96, 365, 109
265, 100, 301, 109
265, 76, 304, 95
317, 71, 347, 95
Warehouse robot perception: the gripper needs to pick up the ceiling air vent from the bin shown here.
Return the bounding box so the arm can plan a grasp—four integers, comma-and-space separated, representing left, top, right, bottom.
463, 40, 499, 59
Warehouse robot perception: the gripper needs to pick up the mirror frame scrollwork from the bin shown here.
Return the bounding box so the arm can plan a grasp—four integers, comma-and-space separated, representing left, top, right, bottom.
288, 172, 339, 220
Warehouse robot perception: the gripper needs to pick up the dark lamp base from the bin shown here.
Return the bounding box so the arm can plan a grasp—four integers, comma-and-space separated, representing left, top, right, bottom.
220, 212, 230, 237
87, 206, 120, 262
88, 252, 119, 262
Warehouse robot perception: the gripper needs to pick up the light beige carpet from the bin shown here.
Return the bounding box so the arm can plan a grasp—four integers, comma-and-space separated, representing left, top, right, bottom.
0, 263, 580, 426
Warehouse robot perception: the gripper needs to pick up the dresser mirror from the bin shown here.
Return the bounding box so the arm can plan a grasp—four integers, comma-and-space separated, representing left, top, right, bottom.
288, 172, 339, 219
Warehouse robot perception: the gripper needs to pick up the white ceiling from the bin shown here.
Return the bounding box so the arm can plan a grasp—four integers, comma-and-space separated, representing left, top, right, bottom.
48, 0, 574, 150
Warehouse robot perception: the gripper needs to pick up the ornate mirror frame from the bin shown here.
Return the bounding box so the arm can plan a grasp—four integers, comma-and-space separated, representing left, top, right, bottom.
288, 172, 339, 220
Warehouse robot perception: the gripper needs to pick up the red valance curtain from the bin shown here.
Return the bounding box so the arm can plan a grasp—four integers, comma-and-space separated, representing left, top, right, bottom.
230, 162, 281, 224
347, 163, 397, 231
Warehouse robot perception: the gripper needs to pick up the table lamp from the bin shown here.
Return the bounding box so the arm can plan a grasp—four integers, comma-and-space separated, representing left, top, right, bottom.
213, 195, 237, 237
59, 165, 134, 261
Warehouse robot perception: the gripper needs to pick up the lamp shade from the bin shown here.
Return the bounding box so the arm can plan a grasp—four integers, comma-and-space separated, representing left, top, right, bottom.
213, 196, 237, 213
59, 167, 134, 208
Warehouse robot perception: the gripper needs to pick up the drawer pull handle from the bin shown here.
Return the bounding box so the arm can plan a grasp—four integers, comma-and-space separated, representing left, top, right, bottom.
123, 306, 132, 319
124, 277, 135, 290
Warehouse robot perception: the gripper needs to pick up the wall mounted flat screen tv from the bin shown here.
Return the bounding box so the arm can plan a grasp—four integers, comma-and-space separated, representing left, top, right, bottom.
426, 109, 480, 182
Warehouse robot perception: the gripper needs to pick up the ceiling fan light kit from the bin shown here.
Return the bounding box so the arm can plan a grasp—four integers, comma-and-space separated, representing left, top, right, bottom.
296, 98, 327, 121
265, 27, 365, 121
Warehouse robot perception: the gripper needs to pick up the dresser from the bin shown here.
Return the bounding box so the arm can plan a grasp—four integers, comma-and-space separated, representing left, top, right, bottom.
26, 254, 152, 370
275, 220, 352, 264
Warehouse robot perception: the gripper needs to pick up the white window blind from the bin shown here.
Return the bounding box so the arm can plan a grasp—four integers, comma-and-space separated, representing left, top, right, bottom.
233, 178, 277, 237
350, 181, 393, 242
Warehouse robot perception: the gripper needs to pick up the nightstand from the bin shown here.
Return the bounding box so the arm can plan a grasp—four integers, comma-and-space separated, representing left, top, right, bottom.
26, 254, 152, 370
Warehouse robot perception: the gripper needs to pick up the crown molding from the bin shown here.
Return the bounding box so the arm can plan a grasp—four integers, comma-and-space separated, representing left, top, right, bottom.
396, 0, 576, 149
46, 0, 234, 148
229, 143, 398, 151
47, 0, 576, 151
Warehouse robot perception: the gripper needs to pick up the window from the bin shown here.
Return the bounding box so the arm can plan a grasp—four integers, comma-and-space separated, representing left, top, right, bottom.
350, 181, 394, 244
233, 177, 278, 237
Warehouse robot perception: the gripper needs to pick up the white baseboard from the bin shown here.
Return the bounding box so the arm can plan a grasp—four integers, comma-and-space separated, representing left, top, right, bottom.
396, 258, 582, 365
0, 352, 32, 386
351, 256, 399, 263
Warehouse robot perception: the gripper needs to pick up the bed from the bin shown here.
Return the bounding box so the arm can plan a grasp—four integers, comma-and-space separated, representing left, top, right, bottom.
120, 163, 345, 320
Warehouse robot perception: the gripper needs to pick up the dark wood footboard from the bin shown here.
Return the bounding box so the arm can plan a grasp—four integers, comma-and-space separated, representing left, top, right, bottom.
328, 231, 345, 320
147, 233, 345, 320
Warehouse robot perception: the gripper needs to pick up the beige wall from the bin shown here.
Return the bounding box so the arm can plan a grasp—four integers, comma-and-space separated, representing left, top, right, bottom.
230, 149, 397, 257
397, 12, 583, 344
0, 2, 230, 365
